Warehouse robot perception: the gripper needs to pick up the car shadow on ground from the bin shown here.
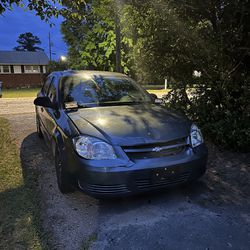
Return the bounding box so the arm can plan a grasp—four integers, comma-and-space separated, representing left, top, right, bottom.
19, 132, 210, 213
20, 132, 250, 210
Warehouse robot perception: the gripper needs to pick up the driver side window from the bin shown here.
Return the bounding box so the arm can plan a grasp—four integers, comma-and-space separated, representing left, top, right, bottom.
42, 77, 52, 95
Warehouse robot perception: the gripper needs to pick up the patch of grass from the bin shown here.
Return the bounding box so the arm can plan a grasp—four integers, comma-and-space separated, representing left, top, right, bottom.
143, 85, 166, 90
0, 117, 49, 249
147, 89, 171, 96
81, 233, 98, 250
1, 87, 170, 98
2, 88, 40, 98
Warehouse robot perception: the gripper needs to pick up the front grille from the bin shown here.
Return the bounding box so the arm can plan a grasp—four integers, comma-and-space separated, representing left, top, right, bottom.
136, 172, 190, 190
123, 138, 188, 159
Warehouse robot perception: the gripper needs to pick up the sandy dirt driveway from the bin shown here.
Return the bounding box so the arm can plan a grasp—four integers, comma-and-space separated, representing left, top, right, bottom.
0, 97, 35, 115
1, 98, 249, 250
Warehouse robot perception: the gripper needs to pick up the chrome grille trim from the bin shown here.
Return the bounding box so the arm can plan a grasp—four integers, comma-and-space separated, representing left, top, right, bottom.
123, 142, 188, 153
122, 137, 188, 159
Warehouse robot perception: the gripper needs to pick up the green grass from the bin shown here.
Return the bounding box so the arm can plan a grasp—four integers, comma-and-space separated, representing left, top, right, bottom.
142, 85, 167, 90
146, 89, 171, 95
2, 88, 40, 98
0, 118, 49, 249
0, 87, 171, 98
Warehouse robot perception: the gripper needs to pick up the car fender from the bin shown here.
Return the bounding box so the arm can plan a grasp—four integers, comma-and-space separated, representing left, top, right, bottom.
52, 126, 78, 175
52, 127, 64, 157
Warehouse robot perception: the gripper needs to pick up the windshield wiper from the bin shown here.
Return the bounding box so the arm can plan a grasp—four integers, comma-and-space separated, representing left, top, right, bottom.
98, 101, 144, 106
65, 102, 92, 110
77, 103, 90, 108
65, 101, 147, 110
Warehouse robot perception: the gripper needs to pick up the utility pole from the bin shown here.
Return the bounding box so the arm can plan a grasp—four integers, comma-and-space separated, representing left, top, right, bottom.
115, 1, 122, 73
115, 15, 121, 73
48, 32, 52, 61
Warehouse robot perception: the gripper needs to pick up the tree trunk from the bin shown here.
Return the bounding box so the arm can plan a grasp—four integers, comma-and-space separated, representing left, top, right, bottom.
115, 14, 122, 73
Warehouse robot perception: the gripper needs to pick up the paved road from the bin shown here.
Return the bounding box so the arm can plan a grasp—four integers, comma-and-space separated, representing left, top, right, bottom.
1, 99, 249, 250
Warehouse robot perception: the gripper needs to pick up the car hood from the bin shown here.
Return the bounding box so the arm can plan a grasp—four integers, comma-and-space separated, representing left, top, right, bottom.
67, 104, 191, 146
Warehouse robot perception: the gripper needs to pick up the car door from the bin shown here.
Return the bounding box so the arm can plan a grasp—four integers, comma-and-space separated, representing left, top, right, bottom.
42, 77, 59, 149
37, 76, 52, 139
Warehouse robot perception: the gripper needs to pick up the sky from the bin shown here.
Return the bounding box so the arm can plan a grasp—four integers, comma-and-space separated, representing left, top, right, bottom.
0, 5, 67, 60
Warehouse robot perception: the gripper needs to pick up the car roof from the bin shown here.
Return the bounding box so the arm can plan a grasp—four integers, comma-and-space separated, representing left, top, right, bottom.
50, 70, 128, 79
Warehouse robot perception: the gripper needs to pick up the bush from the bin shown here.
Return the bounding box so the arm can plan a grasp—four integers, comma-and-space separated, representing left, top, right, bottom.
163, 80, 250, 152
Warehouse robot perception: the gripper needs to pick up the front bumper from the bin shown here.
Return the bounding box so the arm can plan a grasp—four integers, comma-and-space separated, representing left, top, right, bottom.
74, 144, 208, 197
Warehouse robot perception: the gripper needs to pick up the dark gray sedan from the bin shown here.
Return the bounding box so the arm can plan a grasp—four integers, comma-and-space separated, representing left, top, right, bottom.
34, 70, 207, 197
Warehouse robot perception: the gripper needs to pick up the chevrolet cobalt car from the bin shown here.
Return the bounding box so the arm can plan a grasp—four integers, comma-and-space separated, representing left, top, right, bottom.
34, 71, 207, 197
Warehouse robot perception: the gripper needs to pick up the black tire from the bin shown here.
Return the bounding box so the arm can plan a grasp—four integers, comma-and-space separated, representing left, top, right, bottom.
36, 116, 43, 138
55, 148, 75, 194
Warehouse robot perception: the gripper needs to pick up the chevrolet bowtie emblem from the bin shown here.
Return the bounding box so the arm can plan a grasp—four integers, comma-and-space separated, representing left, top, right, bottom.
152, 147, 163, 152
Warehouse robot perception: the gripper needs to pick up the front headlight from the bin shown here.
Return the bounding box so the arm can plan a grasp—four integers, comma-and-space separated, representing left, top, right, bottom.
73, 136, 117, 160
190, 124, 203, 148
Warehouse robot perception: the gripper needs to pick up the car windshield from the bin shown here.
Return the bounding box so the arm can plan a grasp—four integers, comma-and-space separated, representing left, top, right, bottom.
61, 74, 152, 108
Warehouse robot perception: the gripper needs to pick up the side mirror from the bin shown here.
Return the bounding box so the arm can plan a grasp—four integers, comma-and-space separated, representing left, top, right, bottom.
149, 93, 163, 104
34, 96, 55, 109
150, 93, 158, 100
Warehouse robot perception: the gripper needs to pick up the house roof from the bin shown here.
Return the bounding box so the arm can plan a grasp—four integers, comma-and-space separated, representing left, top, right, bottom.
0, 51, 49, 65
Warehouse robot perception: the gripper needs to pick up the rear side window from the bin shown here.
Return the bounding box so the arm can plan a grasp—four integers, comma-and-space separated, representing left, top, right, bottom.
42, 77, 52, 95
47, 78, 57, 103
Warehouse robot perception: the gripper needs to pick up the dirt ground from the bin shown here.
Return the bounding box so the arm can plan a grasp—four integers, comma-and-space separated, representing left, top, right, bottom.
1, 98, 249, 250
0, 97, 35, 115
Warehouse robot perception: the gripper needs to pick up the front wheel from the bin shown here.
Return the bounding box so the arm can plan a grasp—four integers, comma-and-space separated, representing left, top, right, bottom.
55, 148, 75, 194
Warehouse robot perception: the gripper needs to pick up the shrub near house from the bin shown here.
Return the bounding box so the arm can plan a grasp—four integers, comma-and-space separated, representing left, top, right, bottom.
0, 51, 49, 88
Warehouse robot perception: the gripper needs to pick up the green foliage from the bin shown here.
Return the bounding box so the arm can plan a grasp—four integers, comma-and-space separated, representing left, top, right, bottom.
161, 0, 250, 152
14, 32, 43, 51
61, 0, 132, 72
0, 0, 62, 21
165, 81, 250, 152
47, 60, 68, 73
61, 0, 249, 151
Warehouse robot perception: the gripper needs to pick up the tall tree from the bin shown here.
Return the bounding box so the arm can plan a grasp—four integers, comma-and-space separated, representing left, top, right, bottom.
14, 32, 43, 51
61, 0, 131, 73
0, 0, 63, 21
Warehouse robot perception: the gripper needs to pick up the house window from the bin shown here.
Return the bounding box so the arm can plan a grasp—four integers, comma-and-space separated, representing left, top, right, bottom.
0, 65, 11, 73
24, 65, 40, 73
13, 65, 22, 74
